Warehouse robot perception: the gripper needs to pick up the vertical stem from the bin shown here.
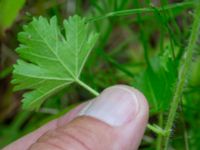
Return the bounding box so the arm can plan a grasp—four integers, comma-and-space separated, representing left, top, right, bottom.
156, 113, 163, 150
163, 3, 200, 150
133, 0, 151, 67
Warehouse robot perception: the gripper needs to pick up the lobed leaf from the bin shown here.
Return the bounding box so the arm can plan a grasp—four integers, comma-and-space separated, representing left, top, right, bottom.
12, 15, 98, 110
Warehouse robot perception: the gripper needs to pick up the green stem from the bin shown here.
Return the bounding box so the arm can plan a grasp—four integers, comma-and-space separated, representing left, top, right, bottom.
163, 3, 200, 149
134, 0, 151, 67
87, 2, 194, 22
156, 113, 163, 150
76, 79, 99, 96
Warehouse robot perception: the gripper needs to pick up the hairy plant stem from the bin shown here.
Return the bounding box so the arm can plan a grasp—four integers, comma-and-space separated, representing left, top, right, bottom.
163, 3, 200, 149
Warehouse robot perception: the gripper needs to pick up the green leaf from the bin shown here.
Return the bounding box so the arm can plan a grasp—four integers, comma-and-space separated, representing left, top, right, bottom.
0, 0, 25, 34
133, 50, 178, 113
12, 15, 98, 110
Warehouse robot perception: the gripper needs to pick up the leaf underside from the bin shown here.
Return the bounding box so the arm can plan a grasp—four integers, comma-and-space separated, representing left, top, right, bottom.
12, 15, 98, 110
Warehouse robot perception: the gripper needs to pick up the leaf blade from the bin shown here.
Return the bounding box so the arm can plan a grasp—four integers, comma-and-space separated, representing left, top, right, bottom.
12, 15, 98, 110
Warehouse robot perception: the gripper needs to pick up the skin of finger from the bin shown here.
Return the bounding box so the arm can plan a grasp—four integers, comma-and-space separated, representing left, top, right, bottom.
4, 85, 149, 150
114, 87, 149, 150
30, 116, 116, 150
2, 104, 86, 150
29, 86, 149, 150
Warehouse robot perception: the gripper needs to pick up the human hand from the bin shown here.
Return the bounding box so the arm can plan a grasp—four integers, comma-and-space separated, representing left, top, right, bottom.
3, 85, 149, 150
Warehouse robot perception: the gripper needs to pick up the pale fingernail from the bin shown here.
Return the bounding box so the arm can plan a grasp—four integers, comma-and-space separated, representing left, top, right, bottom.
79, 86, 139, 126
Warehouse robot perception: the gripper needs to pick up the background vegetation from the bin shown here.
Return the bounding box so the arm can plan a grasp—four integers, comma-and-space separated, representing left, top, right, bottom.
0, 0, 199, 149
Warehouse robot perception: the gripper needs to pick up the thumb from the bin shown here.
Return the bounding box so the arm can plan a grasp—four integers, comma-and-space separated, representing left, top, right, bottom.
30, 85, 149, 150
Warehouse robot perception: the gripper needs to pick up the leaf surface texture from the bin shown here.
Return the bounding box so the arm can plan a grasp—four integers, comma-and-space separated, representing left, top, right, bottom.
12, 15, 98, 110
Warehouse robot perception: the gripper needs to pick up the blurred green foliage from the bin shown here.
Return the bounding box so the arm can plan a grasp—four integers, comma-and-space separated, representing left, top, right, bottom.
0, 0, 25, 34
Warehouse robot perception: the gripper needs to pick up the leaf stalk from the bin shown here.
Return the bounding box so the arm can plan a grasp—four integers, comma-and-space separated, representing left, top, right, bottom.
76, 79, 99, 96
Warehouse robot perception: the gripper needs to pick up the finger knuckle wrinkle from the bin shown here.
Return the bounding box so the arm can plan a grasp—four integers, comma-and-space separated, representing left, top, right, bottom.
56, 128, 92, 150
